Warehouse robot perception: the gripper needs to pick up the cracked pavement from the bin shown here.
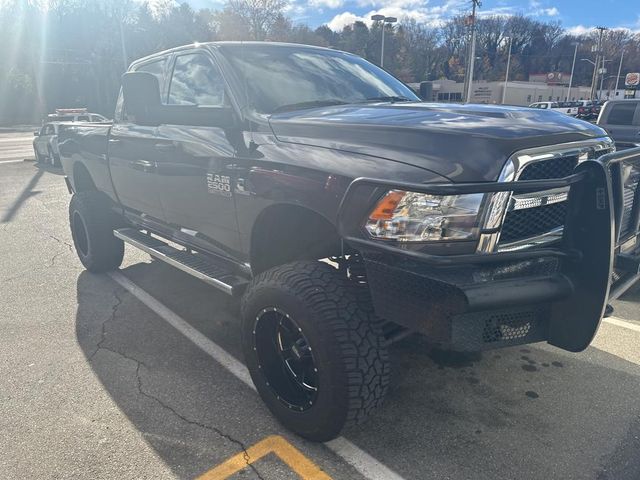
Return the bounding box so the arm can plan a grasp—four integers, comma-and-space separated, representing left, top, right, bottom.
3, 133, 640, 480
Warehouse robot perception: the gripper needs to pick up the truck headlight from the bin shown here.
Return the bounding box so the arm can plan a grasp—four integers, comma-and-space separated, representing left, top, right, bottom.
365, 190, 484, 242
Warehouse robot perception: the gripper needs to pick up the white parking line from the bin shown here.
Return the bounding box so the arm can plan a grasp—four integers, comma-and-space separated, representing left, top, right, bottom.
603, 316, 640, 333
0, 159, 30, 164
108, 271, 407, 480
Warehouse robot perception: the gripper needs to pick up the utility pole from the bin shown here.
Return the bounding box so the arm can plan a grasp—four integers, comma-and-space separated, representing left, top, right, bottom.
590, 26, 607, 100
464, 0, 481, 103
614, 49, 625, 98
599, 56, 606, 98
501, 36, 512, 104
566, 42, 579, 102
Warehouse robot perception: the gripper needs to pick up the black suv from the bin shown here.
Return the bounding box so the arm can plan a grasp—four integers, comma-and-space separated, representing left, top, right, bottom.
58, 42, 640, 441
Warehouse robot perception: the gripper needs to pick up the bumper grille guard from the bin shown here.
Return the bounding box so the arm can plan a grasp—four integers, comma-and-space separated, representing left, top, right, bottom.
337, 147, 640, 353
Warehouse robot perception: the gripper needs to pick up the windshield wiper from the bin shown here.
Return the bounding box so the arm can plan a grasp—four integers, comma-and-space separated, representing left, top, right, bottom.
361, 96, 415, 103
271, 99, 349, 113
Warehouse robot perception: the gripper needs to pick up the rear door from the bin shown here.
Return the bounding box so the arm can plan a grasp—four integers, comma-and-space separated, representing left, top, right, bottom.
603, 102, 640, 147
154, 50, 241, 258
108, 57, 170, 221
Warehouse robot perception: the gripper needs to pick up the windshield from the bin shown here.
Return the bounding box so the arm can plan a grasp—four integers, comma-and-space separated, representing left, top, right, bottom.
219, 44, 420, 114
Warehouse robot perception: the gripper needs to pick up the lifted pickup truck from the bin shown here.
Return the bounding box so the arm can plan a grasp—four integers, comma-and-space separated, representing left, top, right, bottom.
58, 42, 640, 441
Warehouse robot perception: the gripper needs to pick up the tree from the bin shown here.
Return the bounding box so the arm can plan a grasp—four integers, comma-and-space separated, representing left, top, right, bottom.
225, 0, 287, 40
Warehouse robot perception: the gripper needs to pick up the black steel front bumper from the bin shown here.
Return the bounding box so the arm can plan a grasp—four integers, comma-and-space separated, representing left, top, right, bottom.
337, 148, 640, 352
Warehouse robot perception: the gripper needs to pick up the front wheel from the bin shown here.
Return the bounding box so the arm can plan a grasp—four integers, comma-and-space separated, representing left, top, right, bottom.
241, 261, 390, 441
69, 191, 124, 272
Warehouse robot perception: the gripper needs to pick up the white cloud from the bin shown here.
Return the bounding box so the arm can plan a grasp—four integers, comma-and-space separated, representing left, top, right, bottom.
327, 11, 366, 31
565, 25, 591, 36
477, 6, 517, 18
565, 24, 640, 36
309, 0, 344, 9
356, 0, 424, 8
525, 0, 561, 18
326, 0, 470, 31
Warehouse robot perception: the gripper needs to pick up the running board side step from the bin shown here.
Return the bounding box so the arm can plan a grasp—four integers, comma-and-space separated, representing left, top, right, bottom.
114, 228, 248, 296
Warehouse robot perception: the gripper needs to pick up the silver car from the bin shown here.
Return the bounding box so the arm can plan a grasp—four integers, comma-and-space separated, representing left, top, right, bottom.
33, 123, 61, 166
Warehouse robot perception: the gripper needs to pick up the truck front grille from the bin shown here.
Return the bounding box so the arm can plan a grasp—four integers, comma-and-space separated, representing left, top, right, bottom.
518, 155, 578, 181
495, 139, 614, 250
500, 202, 567, 243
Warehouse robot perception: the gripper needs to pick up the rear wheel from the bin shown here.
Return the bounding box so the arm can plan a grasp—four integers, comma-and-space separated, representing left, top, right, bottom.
69, 191, 124, 272
241, 261, 390, 441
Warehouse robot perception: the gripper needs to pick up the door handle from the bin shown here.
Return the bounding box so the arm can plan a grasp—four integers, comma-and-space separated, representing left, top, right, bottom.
226, 163, 246, 172
155, 142, 175, 153
131, 159, 156, 173
108, 138, 122, 146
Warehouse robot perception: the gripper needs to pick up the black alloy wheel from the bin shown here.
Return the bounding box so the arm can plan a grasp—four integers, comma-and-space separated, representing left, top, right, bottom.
253, 307, 319, 411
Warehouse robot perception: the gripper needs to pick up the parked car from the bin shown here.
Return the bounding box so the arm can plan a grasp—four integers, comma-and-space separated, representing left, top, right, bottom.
44, 108, 108, 124
576, 101, 595, 120
528, 101, 576, 115
597, 99, 640, 149
33, 123, 61, 166
58, 42, 640, 442
558, 101, 579, 116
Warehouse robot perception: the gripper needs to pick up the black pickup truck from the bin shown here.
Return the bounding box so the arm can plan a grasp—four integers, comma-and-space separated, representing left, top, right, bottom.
58, 42, 640, 441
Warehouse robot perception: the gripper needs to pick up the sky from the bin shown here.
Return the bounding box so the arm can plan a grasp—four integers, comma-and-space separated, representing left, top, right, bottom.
184, 0, 640, 33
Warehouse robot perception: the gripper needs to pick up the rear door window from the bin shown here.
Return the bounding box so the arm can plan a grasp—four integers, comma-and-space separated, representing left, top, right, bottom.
607, 103, 637, 125
168, 53, 225, 107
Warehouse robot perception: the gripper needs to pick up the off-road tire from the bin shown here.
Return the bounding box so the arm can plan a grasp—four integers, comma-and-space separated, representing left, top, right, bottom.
69, 191, 124, 272
240, 260, 390, 441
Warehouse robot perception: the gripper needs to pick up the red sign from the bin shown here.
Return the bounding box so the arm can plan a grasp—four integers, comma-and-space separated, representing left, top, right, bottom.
625, 73, 640, 87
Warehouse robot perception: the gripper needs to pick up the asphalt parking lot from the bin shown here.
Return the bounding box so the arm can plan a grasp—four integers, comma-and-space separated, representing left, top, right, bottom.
2, 130, 640, 480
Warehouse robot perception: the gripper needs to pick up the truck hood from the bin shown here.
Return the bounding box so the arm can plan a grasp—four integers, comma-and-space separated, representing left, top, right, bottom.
268, 102, 608, 182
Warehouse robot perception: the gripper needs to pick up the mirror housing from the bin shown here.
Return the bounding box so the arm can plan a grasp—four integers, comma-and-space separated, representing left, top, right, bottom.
34, 131, 39, 136
121, 71, 162, 126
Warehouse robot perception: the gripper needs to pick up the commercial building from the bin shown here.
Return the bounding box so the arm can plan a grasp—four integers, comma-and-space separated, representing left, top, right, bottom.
411, 78, 592, 106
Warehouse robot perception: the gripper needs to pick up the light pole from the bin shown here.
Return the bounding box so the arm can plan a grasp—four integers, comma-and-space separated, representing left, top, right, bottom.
566, 42, 579, 102
598, 58, 612, 99
371, 14, 397, 68
590, 26, 607, 100
582, 57, 596, 100
464, 0, 481, 103
501, 36, 512, 104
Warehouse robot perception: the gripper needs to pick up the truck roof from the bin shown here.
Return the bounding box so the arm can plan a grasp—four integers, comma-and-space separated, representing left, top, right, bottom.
129, 41, 338, 70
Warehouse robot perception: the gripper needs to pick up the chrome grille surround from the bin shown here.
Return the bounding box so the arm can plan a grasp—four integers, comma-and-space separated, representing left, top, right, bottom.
476, 137, 614, 253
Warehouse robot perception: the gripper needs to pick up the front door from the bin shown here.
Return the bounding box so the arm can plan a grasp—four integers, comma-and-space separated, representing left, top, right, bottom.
154, 51, 241, 258
108, 57, 170, 222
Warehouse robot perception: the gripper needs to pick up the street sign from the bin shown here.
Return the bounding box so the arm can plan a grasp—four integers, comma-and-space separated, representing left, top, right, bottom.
625, 73, 640, 87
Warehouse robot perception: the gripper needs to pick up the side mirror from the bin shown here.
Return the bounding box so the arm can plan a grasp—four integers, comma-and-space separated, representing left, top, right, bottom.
34, 131, 39, 136
121, 72, 161, 126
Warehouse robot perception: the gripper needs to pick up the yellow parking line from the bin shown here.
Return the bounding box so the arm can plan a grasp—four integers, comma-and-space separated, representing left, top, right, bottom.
197, 435, 332, 480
